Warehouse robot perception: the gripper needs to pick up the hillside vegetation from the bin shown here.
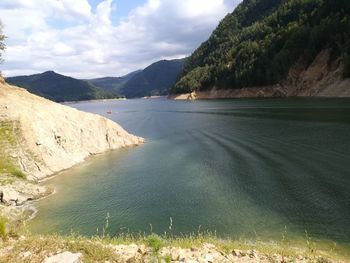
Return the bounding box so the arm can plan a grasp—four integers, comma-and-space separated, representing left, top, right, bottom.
6, 59, 185, 100
172, 0, 350, 94
6, 71, 116, 102
120, 59, 185, 98
86, 70, 141, 95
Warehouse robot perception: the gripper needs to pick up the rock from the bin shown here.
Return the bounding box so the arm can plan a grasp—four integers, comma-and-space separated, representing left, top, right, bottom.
205, 253, 214, 262
0, 81, 144, 180
170, 249, 180, 261
248, 249, 258, 259
178, 249, 189, 261
43, 251, 82, 263
137, 244, 147, 255
112, 244, 142, 262
20, 251, 31, 258
0, 179, 51, 207
202, 243, 216, 250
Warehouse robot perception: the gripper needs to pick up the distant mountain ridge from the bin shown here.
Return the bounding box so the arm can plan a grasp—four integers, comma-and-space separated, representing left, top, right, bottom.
120, 59, 185, 98
88, 58, 185, 98
6, 71, 116, 102
86, 70, 142, 95
6, 58, 185, 101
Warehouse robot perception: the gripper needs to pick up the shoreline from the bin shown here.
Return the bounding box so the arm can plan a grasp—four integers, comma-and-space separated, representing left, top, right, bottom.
62, 97, 127, 104
1, 228, 349, 262
0, 79, 145, 225
168, 78, 350, 100
0, 146, 142, 224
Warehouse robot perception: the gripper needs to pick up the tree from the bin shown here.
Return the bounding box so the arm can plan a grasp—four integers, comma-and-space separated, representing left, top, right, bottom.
0, 20, 6, 64
172, 0, 350, 94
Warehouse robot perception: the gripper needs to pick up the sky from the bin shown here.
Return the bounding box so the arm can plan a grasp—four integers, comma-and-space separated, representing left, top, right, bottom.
0, 0, 240, 78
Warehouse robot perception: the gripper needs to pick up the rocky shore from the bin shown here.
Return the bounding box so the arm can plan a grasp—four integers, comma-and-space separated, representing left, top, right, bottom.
0, 235, 343, 263
0, 76, 144, 221
169, 50, 350, 100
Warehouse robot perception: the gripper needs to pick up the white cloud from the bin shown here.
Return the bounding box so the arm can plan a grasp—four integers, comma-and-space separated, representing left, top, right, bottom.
0, 0, 240, 78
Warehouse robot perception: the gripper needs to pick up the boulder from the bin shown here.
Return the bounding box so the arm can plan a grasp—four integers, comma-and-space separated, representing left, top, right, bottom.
43, 251, 82, 263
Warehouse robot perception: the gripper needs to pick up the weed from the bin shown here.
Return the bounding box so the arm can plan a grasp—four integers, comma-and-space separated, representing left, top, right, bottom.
280, 225, 288, 262
0, 120, 27, 179
162, 255, 171, 263
102, 212, 110, 238
0, 216, 8, 240
146, 233, 163, 252
305, 230, 318, 258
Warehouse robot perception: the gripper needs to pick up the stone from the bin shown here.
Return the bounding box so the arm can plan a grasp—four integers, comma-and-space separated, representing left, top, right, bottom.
137, 244, 147, 255
0, 180, 51, 207
170, 249, 180, 261
205, 253, 214, 262
20, 251, 31, 258
0, 81, 144, 181
248, 250, 258, 259
43, 251, 82, 263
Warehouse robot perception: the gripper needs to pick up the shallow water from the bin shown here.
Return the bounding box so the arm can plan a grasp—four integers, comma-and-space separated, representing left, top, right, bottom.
30, 98, 350, 245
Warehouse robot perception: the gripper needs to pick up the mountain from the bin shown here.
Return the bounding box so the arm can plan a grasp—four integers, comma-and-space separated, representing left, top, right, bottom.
0, 74, 143, 180
172, 0, 350, 97
6, 71, 116, 102
86, 70, 142, 95
5, 59, 185, 101
121, 59, 185, 98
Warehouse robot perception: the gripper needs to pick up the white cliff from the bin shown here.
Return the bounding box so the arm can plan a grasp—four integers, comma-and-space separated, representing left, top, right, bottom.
0, 77, 144, 180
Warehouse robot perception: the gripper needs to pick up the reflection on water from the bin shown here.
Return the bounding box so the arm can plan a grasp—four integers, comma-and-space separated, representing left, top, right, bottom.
30, 98, 350, 247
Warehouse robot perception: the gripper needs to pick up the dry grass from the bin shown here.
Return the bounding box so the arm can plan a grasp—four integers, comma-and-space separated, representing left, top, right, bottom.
0, 228, 348, 263
0, 120, 26, 179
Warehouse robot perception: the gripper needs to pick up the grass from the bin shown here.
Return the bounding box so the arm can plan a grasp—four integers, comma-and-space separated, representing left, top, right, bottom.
0, 234, 121, 263
146, 233, 163, 252
0, 120, 27, 179
0, 220, 348, 263
0, 216, 7, 240
0, 121, 19, 146
0, 158, 26, 179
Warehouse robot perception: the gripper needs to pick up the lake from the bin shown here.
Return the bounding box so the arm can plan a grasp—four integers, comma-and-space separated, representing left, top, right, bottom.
29, 98, 350, 246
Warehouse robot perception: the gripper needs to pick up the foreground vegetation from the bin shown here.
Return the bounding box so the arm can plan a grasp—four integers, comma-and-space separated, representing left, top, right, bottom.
0, 216, 348, 263
172, 0, 350, 93
0, 120, 26, 179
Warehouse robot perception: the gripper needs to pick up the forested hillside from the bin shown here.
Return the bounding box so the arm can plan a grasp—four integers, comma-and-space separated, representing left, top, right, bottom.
6, 59, 185, 101
86, 70, 141, 95
87, 59, 185, 98
6, 71, 115, 102
172, 0, 350, 94
121, 59, 185, 98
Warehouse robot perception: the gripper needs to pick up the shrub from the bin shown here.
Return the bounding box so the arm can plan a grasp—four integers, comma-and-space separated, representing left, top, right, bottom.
146, 234, 163, 252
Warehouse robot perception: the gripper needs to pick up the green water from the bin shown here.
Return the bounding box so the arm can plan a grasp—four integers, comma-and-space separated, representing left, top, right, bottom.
29, 98, 350, 245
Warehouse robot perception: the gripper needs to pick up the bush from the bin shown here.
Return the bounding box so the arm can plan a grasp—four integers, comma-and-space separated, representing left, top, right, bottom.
146, 234, 163, 252
0, 20, 6, 63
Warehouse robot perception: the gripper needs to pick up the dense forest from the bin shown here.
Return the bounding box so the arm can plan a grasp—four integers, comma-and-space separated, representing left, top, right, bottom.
172, 0, 350, 94
6, 71, 116, 102
6, 59, 185, 101
86, 70, 141, 95
120, 59, 185, 98
89, 59, 185, 98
